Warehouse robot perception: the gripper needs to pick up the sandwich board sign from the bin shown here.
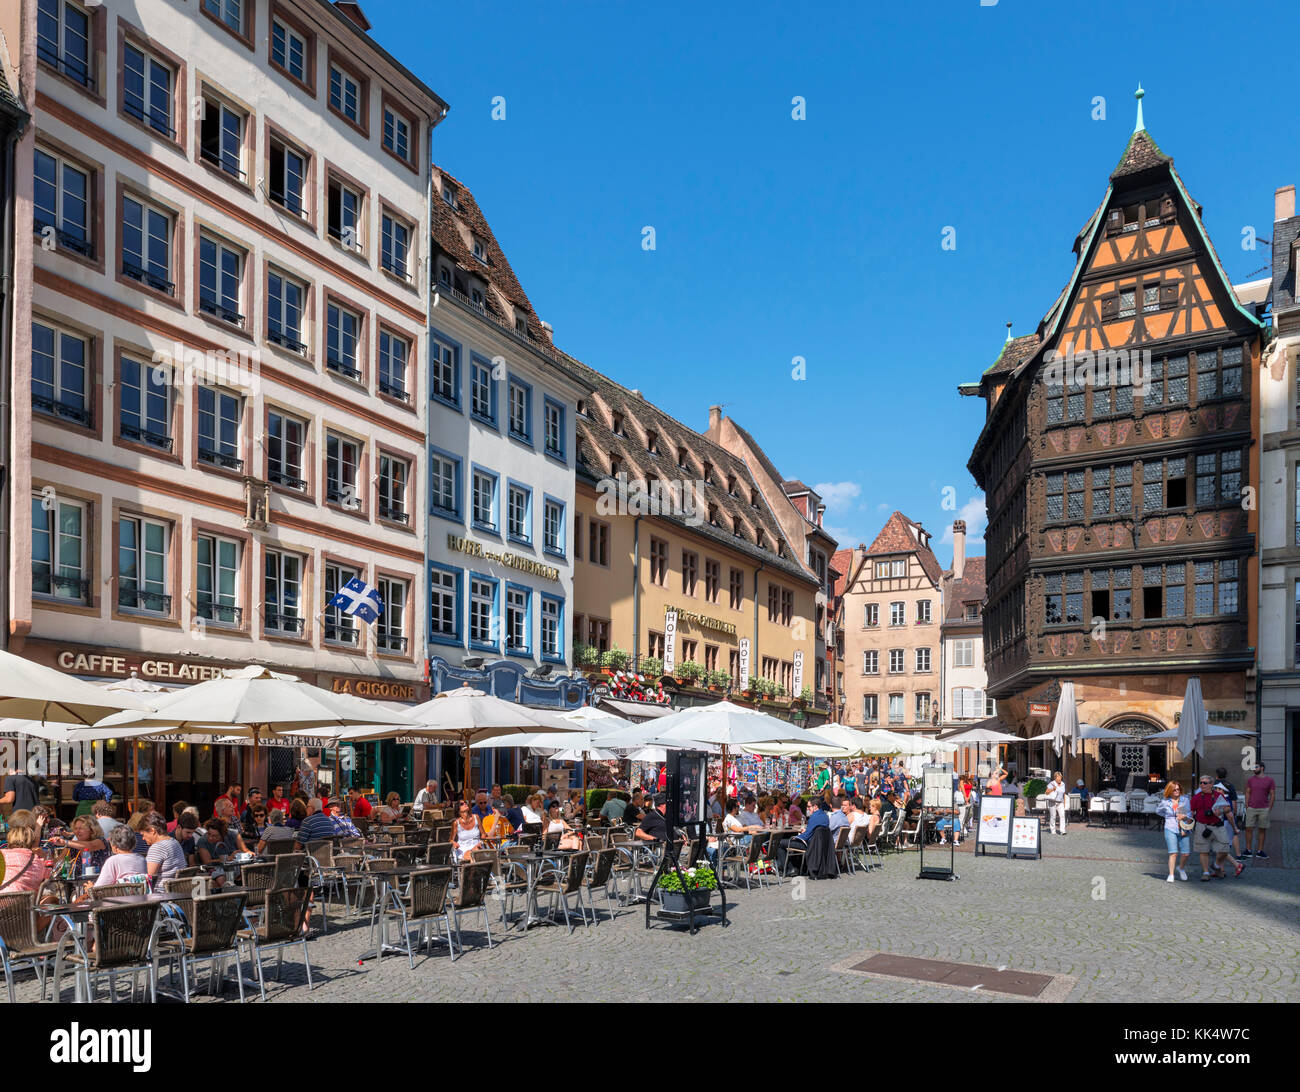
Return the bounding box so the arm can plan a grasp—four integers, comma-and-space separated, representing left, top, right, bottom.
1009, 816, 1042, 860
974, 795, 1013, 857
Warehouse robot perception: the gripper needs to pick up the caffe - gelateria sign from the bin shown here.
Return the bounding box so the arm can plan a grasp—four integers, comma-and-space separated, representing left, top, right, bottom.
447, 534, 559, 582
56, 650, 229, 682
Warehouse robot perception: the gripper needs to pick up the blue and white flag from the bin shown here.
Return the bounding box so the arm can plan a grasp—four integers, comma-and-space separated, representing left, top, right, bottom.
328, 577, 384, 625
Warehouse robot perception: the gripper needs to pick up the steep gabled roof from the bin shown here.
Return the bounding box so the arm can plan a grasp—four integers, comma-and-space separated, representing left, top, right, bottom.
865, 511, 943, 587
943, 556, 987, 624
982, 333, 1041, 377
1110, 128, 1171, 179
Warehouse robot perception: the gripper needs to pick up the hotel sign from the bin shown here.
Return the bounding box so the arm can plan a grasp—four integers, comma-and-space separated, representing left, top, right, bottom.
446, 534, 560, 582
669, 606, 737, 636
663, 610, 678, 675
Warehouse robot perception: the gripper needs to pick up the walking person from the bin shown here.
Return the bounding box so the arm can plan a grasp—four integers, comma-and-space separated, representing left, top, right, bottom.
1189, 776, 1243, 881
1243, 763, 1276, 859
1155, 782, 1192, 882
1214, 767, 1244, 860
1044, 770, 1068, 836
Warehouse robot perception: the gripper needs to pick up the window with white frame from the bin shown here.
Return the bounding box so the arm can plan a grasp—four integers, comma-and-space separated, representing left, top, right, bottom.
267, 271, 306, 353
874, 561, 889, 578
469, 577, 496, 647
888, 693, 905, 724
431, 336, 457, 404
470, 359, 494, 421
917, 599, 932, 623
915, 692, 931, 723
263, 549, 303, 634
540, 597, 561, 658
888, 649, 904, 673
544, 400, 564, 458
118, 515, 169, 613
381, 213, 410, 278
268, 134, 308, 216
37, 0, 93, 88
862, 694, 878, 724
270, 18, 307, 83
119, 356, 170, 451
864, 603, 879, 627
197, 534, 240, 625
506, 484, 530, 542
267, 411, 306, 490
505, 586, 530, 652
508, 380, 530, 441
329, 64, 362, 125
122, 194, 173, 293
891, 560, 905, 577
34, 148, 91, 255
471, 470, 497, 530
953, 637, 974, 668
32, 321, 89, 426
889, 601, 905, 626
863, 649, 878, 674
378, 454, 408, 523
376, 576, 406, 652
383, 106, 411, 162
431, 453, 457, 516
328, 176, 362, 250
325, 433, 361, 507
198, 235, 244, 326
430, 567, 459, 641
953, 687, 985, 719
323, 563, 359, 644
197, 387, 241, 471
326, 301, 361, 380
201, 0, 244, 35
199, 93, 246, 180
378, 331, 408, 401
31, 493, 86, 602
915, 647, 931, 672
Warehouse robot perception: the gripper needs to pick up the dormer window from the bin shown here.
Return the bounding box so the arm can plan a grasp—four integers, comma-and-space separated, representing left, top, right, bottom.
611, 412, 624, 436
702, 461, 713, 484
577, 399, 587, 417
708, 504, 719, 526
733, 517, 743, 537
438, 264, 452, 288
470, 286, 484, 307
646, 429, 659, 454
756, 529, 767, 550
472, 237, 486, 263
750, 491, 759, 508
610, 457, 622, 477
677, 446, 688, 470
441, 186, 456, 207
727, 474, 736, 495
515, 316, 528, 336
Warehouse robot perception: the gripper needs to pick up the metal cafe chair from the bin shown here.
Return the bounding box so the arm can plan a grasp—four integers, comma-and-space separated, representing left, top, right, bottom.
154, 891, 249, 1003
447, 862, 494, 959
383, 867, 455, 967
0, 890, 60, 1002
53, 901, 168, 1003
237, 886, 314, 1001
531, 851, 590, 934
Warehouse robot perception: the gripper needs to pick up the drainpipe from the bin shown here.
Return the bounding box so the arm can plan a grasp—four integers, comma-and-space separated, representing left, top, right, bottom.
751, 561, 765, 689
0, 116, 26, 651
632, 515, 642, 665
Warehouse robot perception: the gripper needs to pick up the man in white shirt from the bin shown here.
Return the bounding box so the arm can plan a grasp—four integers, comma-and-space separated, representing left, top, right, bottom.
412, 780, 438, 816
737, 796, 762, 828
1044, 770, 1068, 835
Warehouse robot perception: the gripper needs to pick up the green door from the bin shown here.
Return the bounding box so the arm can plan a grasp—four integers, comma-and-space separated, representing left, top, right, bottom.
380, 743, 413, 802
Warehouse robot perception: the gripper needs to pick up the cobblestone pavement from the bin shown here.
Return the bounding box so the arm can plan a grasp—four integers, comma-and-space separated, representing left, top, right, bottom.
15, 822, 1299, 1004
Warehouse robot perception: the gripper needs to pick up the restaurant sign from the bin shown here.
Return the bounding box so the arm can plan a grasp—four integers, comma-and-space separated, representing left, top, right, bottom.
56, 650, 228, 682
668, 606, 737, 637
446, 534, 559, 582
1029, 703, 1052, 717
1173, 709, 1250, 724
329, 678, 419, 701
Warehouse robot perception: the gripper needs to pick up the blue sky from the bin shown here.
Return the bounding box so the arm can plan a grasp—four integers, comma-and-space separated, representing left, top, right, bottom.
364, 0, 1295, 564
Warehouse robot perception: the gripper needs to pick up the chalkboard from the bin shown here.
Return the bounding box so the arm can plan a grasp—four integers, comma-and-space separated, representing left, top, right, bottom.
975, 795, 1014, 856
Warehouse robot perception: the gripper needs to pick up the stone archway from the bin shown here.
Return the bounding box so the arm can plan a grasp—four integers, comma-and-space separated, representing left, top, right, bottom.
1098, 715, 1166, 789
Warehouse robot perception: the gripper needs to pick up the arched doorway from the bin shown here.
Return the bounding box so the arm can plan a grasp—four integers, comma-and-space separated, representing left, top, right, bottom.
1098, 716, 1167, 791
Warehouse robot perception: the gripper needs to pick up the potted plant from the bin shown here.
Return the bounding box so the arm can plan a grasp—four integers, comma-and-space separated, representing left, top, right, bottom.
573, 643, 601, 669
639, 656, 663, 678
601, 646, 630, 672
799, 685, 813, 704
758, 678, 777, 700
678, 659, 704, 685
745, 675, 761, 698
707, 670, 731, 692
658, 863, 718, 913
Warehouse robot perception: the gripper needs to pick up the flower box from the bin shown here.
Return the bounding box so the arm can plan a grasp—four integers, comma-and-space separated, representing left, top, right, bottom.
660, 888, 712, 914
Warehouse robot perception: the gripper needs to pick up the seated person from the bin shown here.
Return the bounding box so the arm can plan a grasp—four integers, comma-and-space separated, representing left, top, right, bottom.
706, 799, 750, 866
175, 811, 201, 865
634, 794, 672, 844
0, 810, 52, 893
293, 799, 338, 849
787, 796, 805, 827
544, 803, 582, 851
255, 808, 298, 854
375, 791, 404, 824
828, 797, 852, 840
482, 801, 514, 843
520, 793, 546, 828
599, 792, 628, 824
779, 798, 829, 873
196, 818, 234, 889
328, 803, 362, 839
621, 791, 646, 828
93, 824, 148, 888
737, 797, 763, 828
503, 794, 526, 832
450, 801, 484, 862
141, 813, 188, 881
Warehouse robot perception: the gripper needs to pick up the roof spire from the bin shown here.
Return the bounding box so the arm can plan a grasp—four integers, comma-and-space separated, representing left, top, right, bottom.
1134, 83, 1145, 134
1005, 321, 1013, 343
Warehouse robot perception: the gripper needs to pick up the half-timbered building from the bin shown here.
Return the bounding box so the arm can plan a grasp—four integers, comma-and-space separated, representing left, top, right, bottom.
962, 94, 1263, 788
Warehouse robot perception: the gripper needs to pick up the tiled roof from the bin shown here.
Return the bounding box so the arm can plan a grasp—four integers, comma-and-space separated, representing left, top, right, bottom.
0, 60, 26, 120
1110, 129, 1171, 179
865, 511, 943, 586
568, 360, 816, 586
782, 479, 813, 494
943, 556, 986, 623
829, 547, 857, 599
982, 333, 1041, 377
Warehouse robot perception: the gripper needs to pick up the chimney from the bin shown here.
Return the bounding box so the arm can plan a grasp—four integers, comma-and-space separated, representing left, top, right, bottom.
952, 519, 966, 581
1276, 185, 1296, 223
815, 503, 825, 529
707, 405, 722, 433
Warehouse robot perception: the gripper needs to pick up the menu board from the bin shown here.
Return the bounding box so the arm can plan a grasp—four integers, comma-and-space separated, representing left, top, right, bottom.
922, 764, 954, 809
1009, 816, 1042, 859
975, 795, 1014, 855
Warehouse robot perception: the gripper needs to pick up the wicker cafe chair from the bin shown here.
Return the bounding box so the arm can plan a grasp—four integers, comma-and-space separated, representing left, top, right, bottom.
385, 867, 454, 967
531, 851, 590, 934
91, 881, 148, 899
0, 890, 60, 1002
447, 862, 494, 959
154, 891, 249, 1003
262, 839, 301, 857
425, 841, 453, 868
497, 847, 533, 928
390, 844, 422, 867
237, 886, 313, 1001
54, 901, 164, 1003
581, 848, 620, 924
723, 833, 769, 891
240, 862, 276, 896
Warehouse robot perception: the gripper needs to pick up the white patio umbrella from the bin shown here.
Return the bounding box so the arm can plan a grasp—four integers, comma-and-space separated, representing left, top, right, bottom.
863, 728, 958, 755
1028, 723, 1129, 742
1145, 723, 1251, 742
0, 649, 156, 725
345, 685, 582, 798
937, 724, 1021, 744
1175, 677, 1210, 761
1049, 682, 1078, 758
556, 706, 637, 734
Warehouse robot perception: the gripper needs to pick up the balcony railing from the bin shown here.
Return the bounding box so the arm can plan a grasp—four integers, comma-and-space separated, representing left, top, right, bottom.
33, 572, 90, 603
122, 261, 175, 295
33, 393, 91, 427
268, 468, 307, 491
196, 601, 243, 626
37, 41, 93, 87
378, 377, 409, 402
119, 588, 172, 613
326, 356, 362, 381
199, 146, 246, 182
199, 295, 245, 327
324, 622, 359, 645
198, 447, 244, 472
267, 328, 308, 355
34, 219, 92, 257
122, 98, 176, 138
377, 633, 409, 653
120, 422, 174, 453
379, 503, 408, 524
265, 612, 305, 636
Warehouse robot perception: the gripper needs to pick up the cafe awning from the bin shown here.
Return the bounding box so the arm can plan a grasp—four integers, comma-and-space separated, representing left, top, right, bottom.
601, 698, 676, 720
